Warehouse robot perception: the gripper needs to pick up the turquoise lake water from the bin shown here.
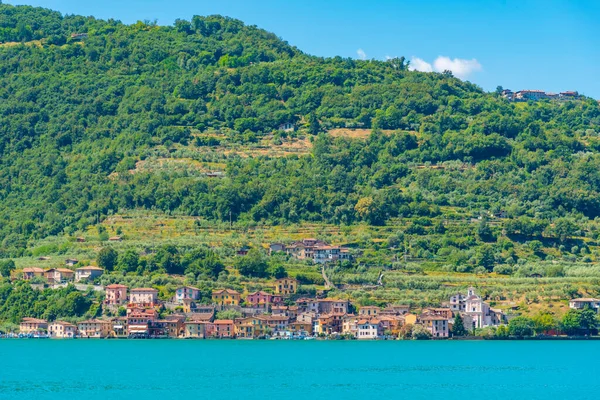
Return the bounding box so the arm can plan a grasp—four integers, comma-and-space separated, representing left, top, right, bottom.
1, 340, 599, 399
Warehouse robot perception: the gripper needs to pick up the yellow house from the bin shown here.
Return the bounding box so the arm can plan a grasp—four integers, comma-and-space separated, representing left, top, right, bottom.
212, 289, 241, 306
77, 319, 112, 338
404, 313, 418, 326
274, 278, 298, 295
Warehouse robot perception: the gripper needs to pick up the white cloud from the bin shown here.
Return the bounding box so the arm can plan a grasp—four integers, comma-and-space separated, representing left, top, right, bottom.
432, 56, 482, 79
409, 57, 433, 73
357, 48, 367, 60
407, 56, 482, 79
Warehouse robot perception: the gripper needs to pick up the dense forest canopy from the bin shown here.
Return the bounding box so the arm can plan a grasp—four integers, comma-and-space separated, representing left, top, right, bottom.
0, 3, 599, 258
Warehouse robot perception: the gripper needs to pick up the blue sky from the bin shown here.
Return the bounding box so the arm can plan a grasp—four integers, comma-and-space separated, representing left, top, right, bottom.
6, 0, 600, 98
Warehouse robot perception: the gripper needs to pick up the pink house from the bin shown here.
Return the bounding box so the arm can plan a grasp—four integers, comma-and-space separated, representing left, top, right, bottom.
246, 291, 283, 308
105, 284, 128, 306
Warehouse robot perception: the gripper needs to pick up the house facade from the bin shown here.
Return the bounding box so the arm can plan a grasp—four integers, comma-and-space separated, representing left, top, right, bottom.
49, 321, 77, 338
275, 278, 298, 295
175, 286, 201, 304
357, 320, 381, 339
212, 289, 241, 306
20, 318, 48, 333
105, 284, 128, 306
22, 267, 45, 281
213, 320, 235, 338
569, 298, 600, 311
44, 268, 74, 284
77, 319, 111, 338
75, 266, 104, 282
129, 288, 159, 306
246, 291, 282, 308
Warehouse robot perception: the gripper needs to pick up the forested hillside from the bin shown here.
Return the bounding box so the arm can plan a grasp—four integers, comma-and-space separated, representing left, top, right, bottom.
1, 1, 600, 273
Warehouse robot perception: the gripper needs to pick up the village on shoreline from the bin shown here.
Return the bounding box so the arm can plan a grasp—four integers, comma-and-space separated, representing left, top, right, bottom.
7, 278, 600, 340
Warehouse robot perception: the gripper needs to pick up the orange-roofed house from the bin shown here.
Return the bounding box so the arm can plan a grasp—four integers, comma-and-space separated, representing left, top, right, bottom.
75, 266, 104, 282
420, 315, 449, 338
77, 319, 112, 338
212, 289, 241, 306
20, 318, 48, 333
359, 306, 381, 317
44, 268, 75, 284
213, 320, 234, 338
22, 267, 45, 281
105, 284, 128, 305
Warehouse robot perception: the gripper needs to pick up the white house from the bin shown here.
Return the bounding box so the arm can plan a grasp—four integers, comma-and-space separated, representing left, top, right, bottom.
357, 319, 381, 339
75, 266, 104, 282
175, 286, 201, 304
569, 298, 600, 311
278, 122, 295, 132
129, 288, 159, 305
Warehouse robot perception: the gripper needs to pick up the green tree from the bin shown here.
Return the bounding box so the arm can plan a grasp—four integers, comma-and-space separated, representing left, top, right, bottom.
508, 316, 534, 337
0, 259, 15, 278
477, 245, 496, 271
235, 249, 269, 278
308, 113, 320, 135
451, 313, 468, 337
531, 312, 556, 335
117, 250, 139, 273
97, 247, 118, 272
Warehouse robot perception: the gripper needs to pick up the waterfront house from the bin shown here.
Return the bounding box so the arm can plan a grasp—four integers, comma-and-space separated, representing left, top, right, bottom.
175, 286, 201, 304
20, 318, 48, 333
289, 321, 313, 336
77, 319, 111, 338
359, 306, 381, 317
342, 315, 360, 337
212, 289, 241, 306
127, 308, 158, 337
105, 284, 128, 306
569, 298, 600, 311
420, 315, 449, 338
263, 315, 290, 333
49, 321, 77, 338
44, 268, 74, 284
75, 266, 104, 282
153, 315, 185, 338
234, 316, 269, 338
22, 267, 45, 281
357, 319, 382, 339
111, 317, 128, 337
129, 288, 159, 306
275, 277, 298, 295
213, 320, 235, 338
184, 320, 210, 338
